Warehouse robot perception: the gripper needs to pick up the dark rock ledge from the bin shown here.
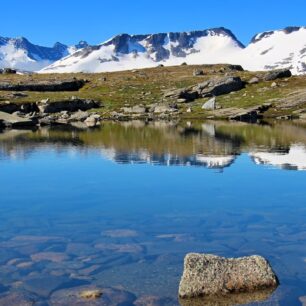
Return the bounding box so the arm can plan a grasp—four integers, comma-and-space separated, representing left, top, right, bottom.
0, 78, 87, 92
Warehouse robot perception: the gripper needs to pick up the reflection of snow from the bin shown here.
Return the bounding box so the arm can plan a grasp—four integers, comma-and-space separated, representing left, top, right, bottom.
100, 147, 235, 169
195, 155, 236, 168
250, 145, 306, 171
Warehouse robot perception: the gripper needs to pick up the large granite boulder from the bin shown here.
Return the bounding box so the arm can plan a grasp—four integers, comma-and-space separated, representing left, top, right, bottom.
195, 77, 245, 97
264, 69, 292, 81
179, 253, 278, 299
164, 88, 199, 102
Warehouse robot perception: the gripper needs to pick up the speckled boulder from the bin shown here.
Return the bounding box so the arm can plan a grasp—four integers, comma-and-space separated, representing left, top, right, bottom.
179, 253, 278, 298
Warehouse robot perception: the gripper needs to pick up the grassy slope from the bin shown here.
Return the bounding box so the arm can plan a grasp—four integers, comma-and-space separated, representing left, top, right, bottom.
0, 64, 305, 119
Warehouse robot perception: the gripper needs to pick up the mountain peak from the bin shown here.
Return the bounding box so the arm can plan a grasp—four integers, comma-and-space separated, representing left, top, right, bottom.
251, 26, 305, 44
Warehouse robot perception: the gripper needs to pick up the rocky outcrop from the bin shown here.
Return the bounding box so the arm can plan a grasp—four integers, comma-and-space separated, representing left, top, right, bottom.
0, 101, 39, 114
194, 76, 245, 97
164, 88, 199, 102
164, 77, 245, 103
37, 98, 100, 113
0, 111, 36, 128
179, 253, 278, 299
0, 79, 86, 92
264, 69, 292, 81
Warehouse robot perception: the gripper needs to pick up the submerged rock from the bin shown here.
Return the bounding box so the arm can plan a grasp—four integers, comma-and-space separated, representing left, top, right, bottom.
0, 292, 38, 306
102, 229, 139, 238
134, 295, 176, 306
23, 275, 72, 298
79, 289, 103, 300
50, 286, 136, 305
179, 253, 278, 298
31, 252, 69, 263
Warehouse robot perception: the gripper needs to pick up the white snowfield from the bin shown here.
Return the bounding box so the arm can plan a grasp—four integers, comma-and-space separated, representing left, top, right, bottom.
41, 27, 306, 75
0, 43, 53, 71
250, 145, 306, 171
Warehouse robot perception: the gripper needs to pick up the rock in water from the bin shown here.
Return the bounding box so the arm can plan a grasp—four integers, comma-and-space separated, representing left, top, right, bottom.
179, 253, 278, 298
202, 97, 216, 110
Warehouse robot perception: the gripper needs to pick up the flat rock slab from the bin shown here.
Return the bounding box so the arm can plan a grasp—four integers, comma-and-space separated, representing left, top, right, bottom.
0, 292, 38, 306
179, 253, 278, 298
0, 79, 86, 92
0, 111, 35, 127
23, 275, 77, 298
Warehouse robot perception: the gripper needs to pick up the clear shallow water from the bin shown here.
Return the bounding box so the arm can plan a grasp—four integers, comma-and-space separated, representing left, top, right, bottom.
0, 121, 306, 305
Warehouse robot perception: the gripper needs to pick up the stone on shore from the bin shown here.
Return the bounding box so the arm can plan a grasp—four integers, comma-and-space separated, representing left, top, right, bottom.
195, 76, 245, 97
37, 99, 100, 114
264, 69, 292, 81
179, 253, 278, 298
0, 111, 36, 128
248, 77, 260, 84
202, 97, 216, 110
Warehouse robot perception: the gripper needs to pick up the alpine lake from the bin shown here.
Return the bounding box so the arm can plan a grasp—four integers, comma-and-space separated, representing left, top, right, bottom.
0, 119, 306, 305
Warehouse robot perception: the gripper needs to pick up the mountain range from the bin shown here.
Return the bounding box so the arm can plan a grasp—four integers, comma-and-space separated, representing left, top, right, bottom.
0, 37, 88, 71
1, 26, 306, 74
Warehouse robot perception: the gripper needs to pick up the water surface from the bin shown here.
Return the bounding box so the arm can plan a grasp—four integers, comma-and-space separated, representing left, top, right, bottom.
0, 120, 306, 305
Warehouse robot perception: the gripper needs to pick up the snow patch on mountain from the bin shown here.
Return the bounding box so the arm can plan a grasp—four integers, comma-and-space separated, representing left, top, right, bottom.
237, 27, 306, 74
0, 37, 88, 71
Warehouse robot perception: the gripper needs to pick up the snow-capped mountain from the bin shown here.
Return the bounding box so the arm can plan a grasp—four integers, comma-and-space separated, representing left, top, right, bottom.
41, 28, 244, 73
41, 26, 306, 75
239, 26, 306, 74
1, 26, 306, 74
0, 36, 88, 71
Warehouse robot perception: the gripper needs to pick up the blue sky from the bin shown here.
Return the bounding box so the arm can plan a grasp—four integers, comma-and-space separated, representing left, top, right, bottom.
2, 0, 306, 47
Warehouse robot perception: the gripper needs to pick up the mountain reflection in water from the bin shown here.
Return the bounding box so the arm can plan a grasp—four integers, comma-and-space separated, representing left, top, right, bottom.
0, 120, 305, 171
1, 120, 306, 305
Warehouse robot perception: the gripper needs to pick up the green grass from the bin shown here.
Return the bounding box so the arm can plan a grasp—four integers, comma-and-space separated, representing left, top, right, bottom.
0, 64, 305, 119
